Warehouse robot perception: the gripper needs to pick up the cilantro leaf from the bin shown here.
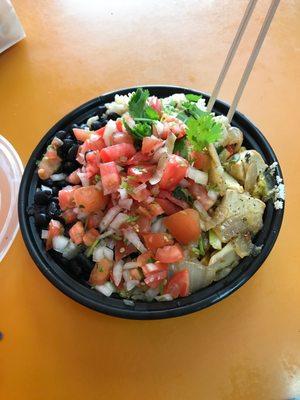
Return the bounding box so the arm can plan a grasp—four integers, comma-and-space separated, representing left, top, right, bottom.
173, 137, 189, 159
126, 215, 140, 223
173, 186, 193, 204
198, 236, 205, 257
186, 94, 202, 102
124, 120, 151, 140
144, 106, 159, 120
186, 114, 222, 152
128, 88, 150, 119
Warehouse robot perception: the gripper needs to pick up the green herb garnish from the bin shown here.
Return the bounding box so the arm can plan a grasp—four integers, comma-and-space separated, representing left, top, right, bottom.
186, 93, 202, 102
147, 257, 155, 263
126, 215, 140, 223
173, 186, 193, 204
94, 174, 101, 183
85, 238, 101, 258
173, 137, 189, 159
186, 113, 222, 152
198, 236, 206, 257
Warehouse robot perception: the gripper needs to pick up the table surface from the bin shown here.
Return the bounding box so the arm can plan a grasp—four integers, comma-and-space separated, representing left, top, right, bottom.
0, 1, 299, 399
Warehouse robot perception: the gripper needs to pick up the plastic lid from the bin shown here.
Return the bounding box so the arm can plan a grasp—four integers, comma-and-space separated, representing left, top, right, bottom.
0, 135, 23, 262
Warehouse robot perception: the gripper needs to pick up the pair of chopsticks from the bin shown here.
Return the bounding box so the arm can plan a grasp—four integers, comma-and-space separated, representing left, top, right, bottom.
207, 0, 280, 122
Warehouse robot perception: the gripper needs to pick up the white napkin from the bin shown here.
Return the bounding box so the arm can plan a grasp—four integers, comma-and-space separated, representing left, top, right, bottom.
0, 0, 25, 53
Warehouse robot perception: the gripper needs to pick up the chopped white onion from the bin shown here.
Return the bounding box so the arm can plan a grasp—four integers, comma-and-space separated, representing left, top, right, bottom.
103, 120, 116, 146
77, 172, 90, 187
50, 173, 67, 182
123, 261, 140, 270
123, 299, 135, 306
124, 280, 140, 291
149, 153, 168, 185
98, 230, 114, 240
145, 287, 160, 301
62, 241, 81, 260
152, 146, 167, 162
118, 187, 128, 200
123, 270, 131, 282
52, 236, 69, 253
53, 137, 63, 147
154, 121, 164, 136
123, 229, 147, 253
87, 115, 99, 128
165, 132, 176, 154
104, 237, 116, 249
95, 281, 116, 297
207, 189, 218, 202
155, 294, 173, 301
151, 218, 166, 233
179, 179, 189, 188
144, 196, 154, 204
41, 230, 49, 239
193, 200, 211, 221
133, 183, 146, 194
100, 206, 121, 232
41, 185, 51, 192
89, 133, 100, 142
109, 213, 128, 230
118, 198, 133, 210
187, 166, 208, 185
113, 260, 124, 287
143, 263, 157, 273
93, 245, 113, 262
76, 209, 88, 221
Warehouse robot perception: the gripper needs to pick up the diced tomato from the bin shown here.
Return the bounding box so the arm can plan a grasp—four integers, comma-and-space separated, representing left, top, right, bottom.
85, 151, 101, 178
81, 137, 105, 156
69, 221, 85, 245
141, 136, 163, 154
226, 144, 235, 156
89, 259, 113, 286
137, 250, 153, 267
100, 143, 136, 163
164, 208, 201, 245
164, 269, 190, 298
155, 243, 184, 263
130, 268, 143, 281
189, 183, 214, 210
191, 151, 211, 172
115, 240, 137, 261
159, 155, 188, 191
94, 127, 105, 137
73, 128, 91, 142
46, 219, 64, 250
127, 151, 153, 165
143, 261, 168, 288
74, 185, 107, 213
130, 182, 151, 203
155, 198, 181, 215
142, 261, 168, 277
147, 202, 164, 217
127, 165, 156, 183
83, 228, 100, 247
126, 216, 149, 236
99, 161, 121, 195
136, 206, 152, 219
148, 96, 162, 115
112, 131, 133, 145
116, 119, 123, 132
61, 208, 77, 224
67, 169, 81, 185
143, 232, 174, 253
58, 185, 80, 211
86, 211, 103, 229
144, 270, 168, 288
158, 190, 188, 209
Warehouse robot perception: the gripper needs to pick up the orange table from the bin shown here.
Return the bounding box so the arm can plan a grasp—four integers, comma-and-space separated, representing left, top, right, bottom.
0, 1, 299, 399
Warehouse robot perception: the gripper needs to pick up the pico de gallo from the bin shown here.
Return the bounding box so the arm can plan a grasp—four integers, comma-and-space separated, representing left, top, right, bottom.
33, 88, 277, 303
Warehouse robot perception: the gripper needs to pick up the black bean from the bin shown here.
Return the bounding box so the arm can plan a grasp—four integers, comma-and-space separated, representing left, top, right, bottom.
27, 205, 35, 216
53, 179, 68, 189
62, 161, 80, 174
51, 187, 59, 197
107, 112, 119, 121
71, 123, 79, 130
47, 201, 61, 219
57, 138, 74, 158
80, 123, 88, 130
55, 130, 67, 140
34, 212, 50, 228
75, 253, 94, 273
69, 259, 83, 276
97, 105, 106, 116
34, 188, 52, 205
41, 179, 54, 188
66, 144, 79, 161
90, 121, 102, 131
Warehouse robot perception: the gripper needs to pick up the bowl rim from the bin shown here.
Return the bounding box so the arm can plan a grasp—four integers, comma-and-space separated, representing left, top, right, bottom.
18, 85, 285, 319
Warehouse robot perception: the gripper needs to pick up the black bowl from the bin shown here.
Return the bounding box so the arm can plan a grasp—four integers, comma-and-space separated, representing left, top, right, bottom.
18, 85, 284, 319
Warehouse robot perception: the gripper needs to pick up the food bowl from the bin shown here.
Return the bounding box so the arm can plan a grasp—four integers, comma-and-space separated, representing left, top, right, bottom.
18, 86, 284, 319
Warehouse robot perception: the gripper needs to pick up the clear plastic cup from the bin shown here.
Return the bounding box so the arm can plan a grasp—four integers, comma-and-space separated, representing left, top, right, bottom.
0, 135, 23, 262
